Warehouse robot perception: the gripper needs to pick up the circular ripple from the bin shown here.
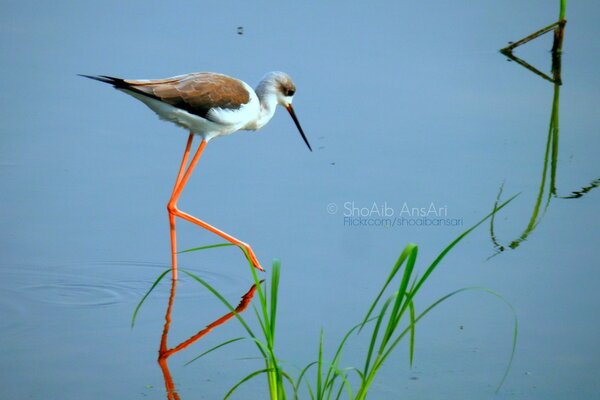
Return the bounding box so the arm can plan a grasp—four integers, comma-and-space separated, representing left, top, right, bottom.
23, 282, 123, 307
1, 260, 249, 308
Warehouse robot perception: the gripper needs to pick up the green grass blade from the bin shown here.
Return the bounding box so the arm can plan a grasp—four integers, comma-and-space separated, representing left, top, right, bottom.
347, 366, 365, 382
334, 378, 345, 400
482, 288, 519, 393
408, 299, 416, 367
253, 304, 269, 339
334, 366, 364, 400
270, 260, 281, 342
359, 244, 414, 331
410, 195, 518, 308
364, 288, 478, 395
295, 361, 317, 398
380, 288, 473, 364
339, 370, 356, 400
363, 296, 394, 375
178, 242, 235, 253
306, 380, 316, 400
224, 368, 272, 399
245, 335, 272, 357
181, 269, 260, 353
131, 268, 170, 328
317, 329, 324, 397
325, 370, 353, 400
323, 316, 377, 393
281, 370, 296, 398
382, 245, 418, 347
327, 367, 356, 400
359, 287, 510, 399
379, 287, 518, 392
184, 337, 245, 366
250, 261, 272, 345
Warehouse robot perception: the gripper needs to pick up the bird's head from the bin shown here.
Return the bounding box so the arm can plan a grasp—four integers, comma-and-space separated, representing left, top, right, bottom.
259, 71, 312, 151
270, 72, 297, 107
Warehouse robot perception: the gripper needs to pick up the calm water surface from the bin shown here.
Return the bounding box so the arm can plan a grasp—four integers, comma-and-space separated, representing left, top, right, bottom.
1, 1, 599, 399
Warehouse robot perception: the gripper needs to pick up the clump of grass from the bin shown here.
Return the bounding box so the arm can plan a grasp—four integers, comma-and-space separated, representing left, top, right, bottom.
294, 196, 518, 399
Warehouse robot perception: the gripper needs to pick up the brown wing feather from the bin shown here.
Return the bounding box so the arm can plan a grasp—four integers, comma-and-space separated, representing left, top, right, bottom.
124, 73, 250, 120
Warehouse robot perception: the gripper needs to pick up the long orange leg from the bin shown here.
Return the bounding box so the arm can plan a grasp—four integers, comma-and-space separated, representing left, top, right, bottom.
167, 133, 195, 281
167, 135, 264, 278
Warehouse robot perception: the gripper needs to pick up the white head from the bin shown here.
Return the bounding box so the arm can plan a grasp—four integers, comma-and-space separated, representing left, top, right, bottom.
257, 71, 297, 107
256, 71, 311, 151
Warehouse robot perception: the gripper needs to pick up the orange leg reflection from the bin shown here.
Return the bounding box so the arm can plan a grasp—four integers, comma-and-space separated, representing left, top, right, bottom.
158, 277, 258, 400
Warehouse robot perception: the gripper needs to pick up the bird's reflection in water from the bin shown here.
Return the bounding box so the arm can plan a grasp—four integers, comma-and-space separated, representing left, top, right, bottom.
157, 276, 258, 400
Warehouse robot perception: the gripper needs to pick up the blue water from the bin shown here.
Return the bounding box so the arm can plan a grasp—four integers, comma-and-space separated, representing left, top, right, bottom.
1, 1, 599, 399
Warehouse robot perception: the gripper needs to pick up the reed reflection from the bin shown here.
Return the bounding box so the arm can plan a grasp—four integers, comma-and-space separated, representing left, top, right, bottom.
491, 17, 598, 256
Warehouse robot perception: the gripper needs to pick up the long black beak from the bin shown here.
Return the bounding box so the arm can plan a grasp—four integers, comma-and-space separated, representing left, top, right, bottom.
286, 105, 312, 151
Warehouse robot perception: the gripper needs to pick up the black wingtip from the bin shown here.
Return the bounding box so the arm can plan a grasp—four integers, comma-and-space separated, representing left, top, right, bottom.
78, 74, 112, 84
78, 74, 127, 88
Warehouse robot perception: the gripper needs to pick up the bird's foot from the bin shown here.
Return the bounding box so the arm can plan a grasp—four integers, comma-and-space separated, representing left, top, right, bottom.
239, 243, 265, 272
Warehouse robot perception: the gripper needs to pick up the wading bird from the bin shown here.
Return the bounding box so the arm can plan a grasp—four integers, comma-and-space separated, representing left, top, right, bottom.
80, 71, 311, 279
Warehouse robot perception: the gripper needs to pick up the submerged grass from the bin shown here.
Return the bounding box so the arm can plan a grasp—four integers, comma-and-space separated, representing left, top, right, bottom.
133, 196, 518, 399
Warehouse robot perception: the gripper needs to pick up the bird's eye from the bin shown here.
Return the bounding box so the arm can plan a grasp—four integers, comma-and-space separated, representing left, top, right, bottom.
286, 89, 295, 96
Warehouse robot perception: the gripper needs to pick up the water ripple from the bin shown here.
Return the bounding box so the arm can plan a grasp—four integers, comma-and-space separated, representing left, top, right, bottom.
0, 260, 248, 308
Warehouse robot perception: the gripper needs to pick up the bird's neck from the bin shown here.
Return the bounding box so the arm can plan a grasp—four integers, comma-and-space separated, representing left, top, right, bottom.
254, 85, 278, 130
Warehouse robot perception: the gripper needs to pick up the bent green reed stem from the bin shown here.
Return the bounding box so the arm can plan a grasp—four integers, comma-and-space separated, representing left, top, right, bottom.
501, 20, 563, 53
559, 0, 567, 21
501, 1, 567, 55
